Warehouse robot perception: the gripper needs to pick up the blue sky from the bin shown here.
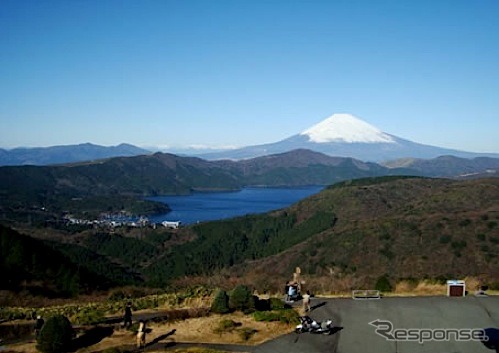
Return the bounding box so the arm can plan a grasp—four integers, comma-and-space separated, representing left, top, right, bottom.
1, 0, 498, 152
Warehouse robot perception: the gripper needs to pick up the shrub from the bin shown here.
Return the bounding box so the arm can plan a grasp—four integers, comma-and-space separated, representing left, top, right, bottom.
228, 285, 255, 313
36, 315, 74, 353
72, 308, 105, 325
253, 311, 280, 322
255, 296, 292, 311
211, 289, 230, 314
107, 289, 127, 301
269, 297, 288, 310
253, 309, 299, 324
213, 319, 241, 334
277, 310, 300, 324
375, 275, 393, 292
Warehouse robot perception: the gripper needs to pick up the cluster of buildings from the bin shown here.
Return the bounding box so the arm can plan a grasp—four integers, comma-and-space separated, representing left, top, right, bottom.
63, 214, 181, 229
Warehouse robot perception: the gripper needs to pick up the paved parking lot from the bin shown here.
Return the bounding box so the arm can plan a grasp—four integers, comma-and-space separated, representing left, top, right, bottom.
255, 295, 499, 353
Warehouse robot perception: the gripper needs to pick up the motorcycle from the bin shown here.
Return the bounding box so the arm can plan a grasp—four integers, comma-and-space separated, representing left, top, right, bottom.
295, 315, 335, 335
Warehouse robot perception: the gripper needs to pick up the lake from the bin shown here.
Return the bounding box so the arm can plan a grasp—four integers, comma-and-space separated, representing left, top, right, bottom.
148, 186, 324, 225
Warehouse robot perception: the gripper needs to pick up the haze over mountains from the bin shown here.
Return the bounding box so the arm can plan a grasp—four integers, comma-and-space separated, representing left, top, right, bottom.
0, 143, 149, 166
200, 114, 499, 161
1, 113, 498, 166
1, 149, 498, 227
1, 114, 498, 294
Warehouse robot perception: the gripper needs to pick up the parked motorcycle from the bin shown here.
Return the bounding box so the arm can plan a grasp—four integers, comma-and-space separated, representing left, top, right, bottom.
295, 315, 335, 334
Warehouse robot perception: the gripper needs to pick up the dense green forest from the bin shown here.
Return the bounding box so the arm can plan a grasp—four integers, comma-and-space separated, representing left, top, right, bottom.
48, 241, 143, 287
0, 225, 116, 297
144, 210, 336, 286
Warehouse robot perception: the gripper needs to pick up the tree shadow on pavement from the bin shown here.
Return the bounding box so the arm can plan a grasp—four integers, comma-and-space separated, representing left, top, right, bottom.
481, 328, 499, 353
146, 329, 176, 347
72, 326, 114, 351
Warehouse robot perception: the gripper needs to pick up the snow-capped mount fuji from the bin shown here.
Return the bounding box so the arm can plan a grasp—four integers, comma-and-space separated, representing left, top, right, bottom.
300, 113, 395, 144
199, 113, 499, 162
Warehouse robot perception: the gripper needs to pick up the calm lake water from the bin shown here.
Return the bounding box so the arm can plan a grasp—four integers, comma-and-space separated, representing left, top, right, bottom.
148, 186, 324, 225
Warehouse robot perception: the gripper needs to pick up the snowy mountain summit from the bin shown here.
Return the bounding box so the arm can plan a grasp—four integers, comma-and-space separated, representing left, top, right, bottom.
198, 112, 496, 162
300, 113, 395, 144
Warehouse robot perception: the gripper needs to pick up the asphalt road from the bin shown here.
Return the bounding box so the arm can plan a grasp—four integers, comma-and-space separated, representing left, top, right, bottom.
254, 299, 341, 353
137, 295, 499, 353
253, 295, 499, 353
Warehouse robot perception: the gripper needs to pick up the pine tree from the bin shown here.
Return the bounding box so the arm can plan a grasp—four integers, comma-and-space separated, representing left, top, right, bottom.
228, 285, 255, 313
211, 289, 230, 314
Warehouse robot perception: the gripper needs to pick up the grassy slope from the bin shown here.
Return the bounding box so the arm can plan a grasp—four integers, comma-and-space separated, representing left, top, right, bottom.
223, 177, 499, 292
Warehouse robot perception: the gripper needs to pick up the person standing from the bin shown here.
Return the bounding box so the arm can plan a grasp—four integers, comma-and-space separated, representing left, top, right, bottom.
288, 283, 296, 301
302, 291, 311, 313
284, 281, 290, 301
34, 315, 44, 337
136, 320, 147, 349
123, 302, 132, 329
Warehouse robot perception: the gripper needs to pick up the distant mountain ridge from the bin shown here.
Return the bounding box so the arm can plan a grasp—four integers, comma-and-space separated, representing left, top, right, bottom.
199, 113, 499, 162
1, 149, 498, 228
2, 114, 498, 166
382, 155, 499, 178
0, 143, 151, 166
0, 149, 409, 202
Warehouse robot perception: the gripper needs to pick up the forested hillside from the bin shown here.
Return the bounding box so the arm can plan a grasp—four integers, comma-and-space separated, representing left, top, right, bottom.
0, 225, 118, 297
226, 176, 499, 292
144, 210, 336, 286
0, 150, 410, 223
1, 150, 497, 229
2, 176, 498, 297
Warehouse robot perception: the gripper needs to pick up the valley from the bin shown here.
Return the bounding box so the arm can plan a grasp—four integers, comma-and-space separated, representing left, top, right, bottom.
1, 150, 498, 353
1, 172, 498, 299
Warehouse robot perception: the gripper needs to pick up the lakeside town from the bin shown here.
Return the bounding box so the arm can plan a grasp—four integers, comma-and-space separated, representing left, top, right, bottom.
62, 213, 181, 230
